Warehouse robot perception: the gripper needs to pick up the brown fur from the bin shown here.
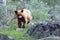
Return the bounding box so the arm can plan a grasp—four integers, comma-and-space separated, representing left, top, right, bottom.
15, 9, 32, 28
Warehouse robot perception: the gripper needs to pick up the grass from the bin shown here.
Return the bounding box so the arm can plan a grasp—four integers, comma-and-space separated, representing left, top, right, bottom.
0, 9, 53, 40
0, 27, 37, 40
0, 19, 37, 40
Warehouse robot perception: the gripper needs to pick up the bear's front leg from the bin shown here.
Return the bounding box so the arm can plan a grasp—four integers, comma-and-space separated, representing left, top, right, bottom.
16, 19, 24, 31
18, 18, 22, 28
22, 22, 25, 28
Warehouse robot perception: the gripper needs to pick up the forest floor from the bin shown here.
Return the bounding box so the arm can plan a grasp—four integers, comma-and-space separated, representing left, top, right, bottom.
0, 27, 36, 40
0, 20, 59, 40
0, 19, 36, 40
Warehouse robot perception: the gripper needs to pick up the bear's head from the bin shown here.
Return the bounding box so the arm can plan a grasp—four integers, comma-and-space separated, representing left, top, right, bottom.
15, 10, 23, 14
15, 9, 24, 18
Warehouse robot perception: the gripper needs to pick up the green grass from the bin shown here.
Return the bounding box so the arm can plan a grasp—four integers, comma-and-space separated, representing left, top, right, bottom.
0, 19, 36, 40
0, 27, 36, 40
0, 9, 51, 40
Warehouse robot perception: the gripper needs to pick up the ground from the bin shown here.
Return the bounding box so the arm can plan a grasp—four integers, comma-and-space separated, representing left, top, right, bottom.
0, 19, 36, 40
0, 20, 60, 40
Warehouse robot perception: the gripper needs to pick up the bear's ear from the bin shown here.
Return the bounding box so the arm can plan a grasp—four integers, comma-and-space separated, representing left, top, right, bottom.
15, 11, 17, 14
21, 10, 23, 12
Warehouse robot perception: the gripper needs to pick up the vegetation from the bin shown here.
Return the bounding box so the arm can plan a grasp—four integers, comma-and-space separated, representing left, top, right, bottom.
0, 0, 60, 40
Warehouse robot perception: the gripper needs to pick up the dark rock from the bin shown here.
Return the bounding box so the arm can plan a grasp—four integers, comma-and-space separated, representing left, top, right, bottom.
26, 21, 60, 39
0, 34, 14, 40
0, 22, 9, 30
53, 29, 60, 36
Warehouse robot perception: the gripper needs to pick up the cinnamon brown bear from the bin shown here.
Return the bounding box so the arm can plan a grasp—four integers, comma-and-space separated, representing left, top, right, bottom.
15, 9, 32, 28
